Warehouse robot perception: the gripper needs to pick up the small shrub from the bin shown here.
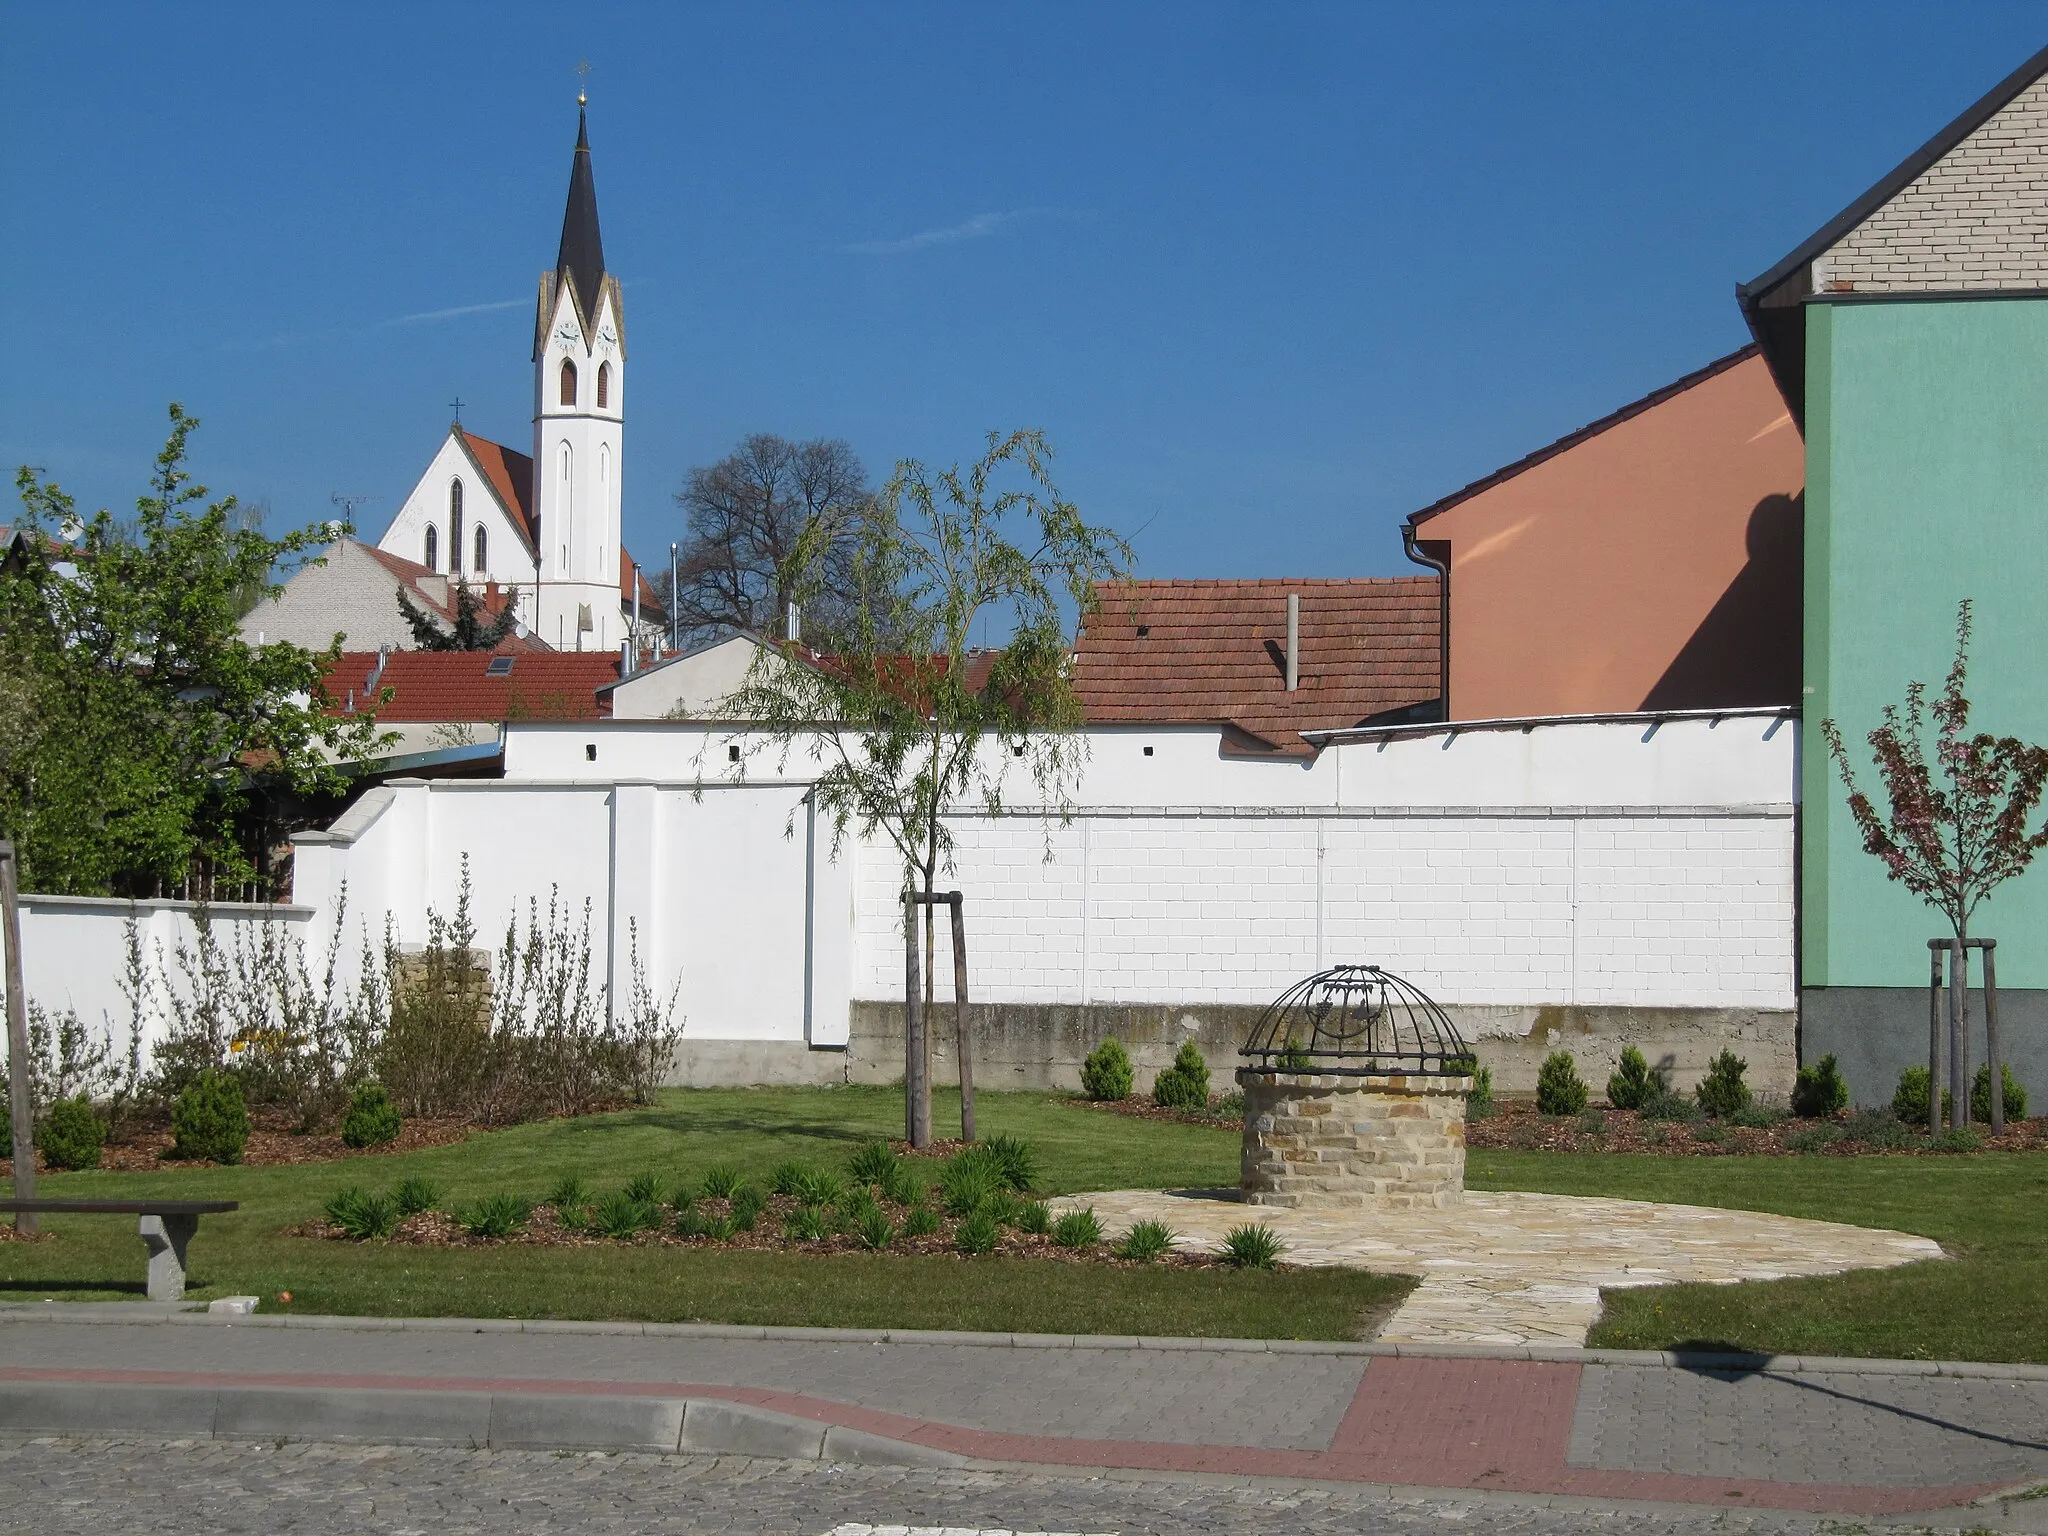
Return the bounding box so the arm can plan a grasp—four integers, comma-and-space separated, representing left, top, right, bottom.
702, 1213, 736, 1242
1892, 1066, 1933, 1125
1051, 1206, 1103, 1248
902, 1202, 941, 1238
325, 1185, 399, 1240
876, 1161, 923, 1206
458, 1192, 530, 1239
1015, 1199, 1052, 1235
1693, 1121, 1728, 1146
1535, 1051, 1588, 1117
394, 1176, 440, 1216
769, 1160, 812, 1197
1841, 1109, 1912, 1150
699, 1164, 744, 1200
169, 1069, 250, 1164
1606, 1046, 1665, 1112
938, 1155, 1003, 1216
674, 1203, 708, 1238
547, 1174, 590, 1211
1786, 1123, 1841, 1154
1080, 1037, 1134, 1101
1730, 1101, 1784, 1131
592, 1190, 657, 1239
1214, 1090, 1246, 1121
1574, 1108, 1607, 1138
1464, 1063, 1495, 1120
788, 1166, 842, 1206
783, 1204, 829, 1242
835, 1186, 881, 1226
1640, 1087, 1699, 1124
729, 1184, 766, 1231
1116, 1219, 1176, 1263
38, 1095, 103, 1171
1277, 1037, 1314, 1072
980, 1133, 1038, 1192
1151, 1040, 1211, 1111
1221, 1223, 1286, 1269
1790, 1054, 1850, 1120
622, 1171, 663, 1205
845, 1140, 899, 1187
339, 1083, 403, 1149
1932, 1124, 1984, 1153
1973, 1063, 2028, 1124
855, 1205, 895, 1251
956, 1209, 1000, 1254
1695, 1050, 1752, 1119
1642, 1122, 1669, 1147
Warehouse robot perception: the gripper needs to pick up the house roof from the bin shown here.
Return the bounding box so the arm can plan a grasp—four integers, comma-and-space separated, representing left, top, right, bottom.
353, 540, 541, 647
1072, 578, 1441, 753
1737, 41, 2048, 418
1406, 347, 1761, 526
323, 649, 619, 723
454, 427, 537, 549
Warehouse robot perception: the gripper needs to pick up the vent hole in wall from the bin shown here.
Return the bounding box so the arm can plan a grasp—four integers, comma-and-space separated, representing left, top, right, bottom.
1143, 745, 1154, 757
729, 744, 741, 762
585, 744, 597, 762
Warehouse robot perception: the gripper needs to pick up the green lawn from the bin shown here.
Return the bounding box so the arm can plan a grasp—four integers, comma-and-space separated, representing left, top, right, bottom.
1470, 1148, 2048, 1364
0, 1085, 1407, 1339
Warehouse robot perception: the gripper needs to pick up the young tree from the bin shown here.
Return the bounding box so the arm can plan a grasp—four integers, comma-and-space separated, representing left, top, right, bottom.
663, 433, 875, 647
396, 579, 520, 651
1822, 600, 2048, 1134
1, 404, 390, 896
719, 430, 1132, 1146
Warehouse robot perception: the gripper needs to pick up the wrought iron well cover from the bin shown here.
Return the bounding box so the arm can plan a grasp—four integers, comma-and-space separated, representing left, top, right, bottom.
1240, 965, 1471, 1076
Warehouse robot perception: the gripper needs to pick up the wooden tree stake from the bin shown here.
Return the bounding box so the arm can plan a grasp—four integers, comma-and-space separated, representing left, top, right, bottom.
950, 893, 974, 1144
1, 842, 35, 1233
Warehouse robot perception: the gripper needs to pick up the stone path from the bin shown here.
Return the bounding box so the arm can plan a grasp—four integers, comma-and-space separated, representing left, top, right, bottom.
1046, 1189, 1944, 1345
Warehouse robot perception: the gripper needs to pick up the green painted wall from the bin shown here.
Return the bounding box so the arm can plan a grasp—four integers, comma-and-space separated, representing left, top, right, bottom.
1804, 297, 2048, 987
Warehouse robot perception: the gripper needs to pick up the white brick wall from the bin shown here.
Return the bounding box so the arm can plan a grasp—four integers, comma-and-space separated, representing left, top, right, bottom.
853, 809, 1793, 1012
1816, 73, 2048, 291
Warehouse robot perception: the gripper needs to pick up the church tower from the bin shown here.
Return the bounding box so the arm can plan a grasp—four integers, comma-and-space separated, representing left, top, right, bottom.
532, 98, 626, 651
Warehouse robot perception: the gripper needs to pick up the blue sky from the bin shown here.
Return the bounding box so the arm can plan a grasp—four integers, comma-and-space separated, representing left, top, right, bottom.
3, 5, 2043, 582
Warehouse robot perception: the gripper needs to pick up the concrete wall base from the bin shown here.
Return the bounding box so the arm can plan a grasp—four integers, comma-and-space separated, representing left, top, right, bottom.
1800, 986, 2047, 1110
661, 1002, 1797, 1095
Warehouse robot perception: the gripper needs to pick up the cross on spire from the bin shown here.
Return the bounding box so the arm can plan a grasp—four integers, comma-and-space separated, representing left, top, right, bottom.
449, 395, 465, 424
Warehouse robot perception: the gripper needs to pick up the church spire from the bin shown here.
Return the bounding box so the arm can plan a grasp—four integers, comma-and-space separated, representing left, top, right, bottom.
555, 103, 607, 330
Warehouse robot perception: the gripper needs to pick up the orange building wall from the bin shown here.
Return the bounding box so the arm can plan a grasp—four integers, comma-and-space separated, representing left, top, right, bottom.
1417, 352, 1804, 722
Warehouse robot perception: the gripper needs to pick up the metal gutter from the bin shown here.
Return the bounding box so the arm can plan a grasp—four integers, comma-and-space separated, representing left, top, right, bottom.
1304, 704, 1797, 747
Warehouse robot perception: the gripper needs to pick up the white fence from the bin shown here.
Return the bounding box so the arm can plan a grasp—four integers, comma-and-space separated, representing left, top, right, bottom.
7, 710, 1798, 1063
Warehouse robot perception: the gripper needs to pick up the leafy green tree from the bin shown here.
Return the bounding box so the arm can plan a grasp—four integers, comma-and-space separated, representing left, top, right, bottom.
396, 578, 520, 651
719, 430, 1132, 1146
2, 404, 389, 895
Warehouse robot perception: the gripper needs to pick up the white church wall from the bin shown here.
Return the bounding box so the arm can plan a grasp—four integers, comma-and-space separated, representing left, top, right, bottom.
380, 435, 535, 607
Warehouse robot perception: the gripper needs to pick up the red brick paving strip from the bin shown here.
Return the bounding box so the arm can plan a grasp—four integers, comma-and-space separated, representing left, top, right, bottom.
1, 1363, 2001, 1516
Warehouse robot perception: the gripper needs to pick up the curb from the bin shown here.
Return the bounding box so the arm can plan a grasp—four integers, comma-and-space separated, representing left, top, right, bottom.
2, 1305, 2042, 1381
0, 1380, 967, 1467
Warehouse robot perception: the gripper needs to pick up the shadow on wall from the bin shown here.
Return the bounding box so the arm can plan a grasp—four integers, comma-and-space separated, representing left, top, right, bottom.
1640, 492, 1803, 711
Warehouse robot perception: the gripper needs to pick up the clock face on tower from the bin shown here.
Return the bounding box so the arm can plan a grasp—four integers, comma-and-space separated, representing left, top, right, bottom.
598, 324, 618, 348
554, 322, 581, 346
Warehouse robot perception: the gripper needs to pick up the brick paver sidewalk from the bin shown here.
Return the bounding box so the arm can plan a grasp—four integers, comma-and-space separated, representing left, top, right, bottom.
1, 1315, 2043, 1517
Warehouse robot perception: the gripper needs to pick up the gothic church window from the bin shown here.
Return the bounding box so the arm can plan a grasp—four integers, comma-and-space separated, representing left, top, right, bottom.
424, 524, 439, 572
596, 361, 610, 409
474, 524, 488, 573
560, 357, 577, 407
450, 480, 464, 573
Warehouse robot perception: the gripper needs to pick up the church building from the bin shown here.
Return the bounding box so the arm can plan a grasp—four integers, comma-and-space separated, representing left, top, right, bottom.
248, 102, 657, 656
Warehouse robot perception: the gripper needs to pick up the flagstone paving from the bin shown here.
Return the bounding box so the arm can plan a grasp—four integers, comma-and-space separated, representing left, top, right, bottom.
1046, 1189, 1944, 1345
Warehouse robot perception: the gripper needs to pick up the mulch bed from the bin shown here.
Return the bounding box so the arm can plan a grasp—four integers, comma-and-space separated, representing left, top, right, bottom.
1, 1110, 472, 1178
1067, 1095, 1242, 1131
1464, 1100, 2048, 1156
292, 1192, 1246, 1269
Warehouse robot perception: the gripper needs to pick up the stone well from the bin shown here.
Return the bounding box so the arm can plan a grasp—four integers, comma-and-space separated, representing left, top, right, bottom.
1238, 1068, 1471, 1210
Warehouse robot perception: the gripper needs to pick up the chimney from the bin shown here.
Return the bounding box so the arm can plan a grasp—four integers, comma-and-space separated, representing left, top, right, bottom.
367, 645, 390, 694
786, 601, 801, 643
1285, 592, 1300, 692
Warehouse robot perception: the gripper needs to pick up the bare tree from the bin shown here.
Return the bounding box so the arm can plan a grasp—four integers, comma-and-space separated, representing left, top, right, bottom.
664, 434, 873, 646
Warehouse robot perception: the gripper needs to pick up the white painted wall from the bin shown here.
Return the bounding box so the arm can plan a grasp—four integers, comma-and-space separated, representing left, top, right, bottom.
6, 710, 1797, 1064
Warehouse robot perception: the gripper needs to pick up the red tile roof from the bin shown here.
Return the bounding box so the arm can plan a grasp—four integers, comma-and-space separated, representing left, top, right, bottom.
355, 541, 542, 647
1073, 578, 1441, 752
455, 428, 537, 548
620, 548, 666, 620
324, 650, 619, 723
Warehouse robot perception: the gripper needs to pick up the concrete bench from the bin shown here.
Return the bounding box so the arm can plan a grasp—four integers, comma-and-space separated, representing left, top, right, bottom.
0, 1200, 239, 1301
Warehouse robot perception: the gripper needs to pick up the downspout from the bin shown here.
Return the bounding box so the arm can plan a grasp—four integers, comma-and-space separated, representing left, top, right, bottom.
1401, 520, 1451, 722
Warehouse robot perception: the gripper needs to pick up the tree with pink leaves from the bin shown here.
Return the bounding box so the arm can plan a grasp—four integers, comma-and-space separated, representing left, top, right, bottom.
1822, 600, 2048, 1135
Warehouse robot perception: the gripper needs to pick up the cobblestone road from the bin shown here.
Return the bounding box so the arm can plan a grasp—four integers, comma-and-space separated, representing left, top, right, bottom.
0, 1437, 2017, 1536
